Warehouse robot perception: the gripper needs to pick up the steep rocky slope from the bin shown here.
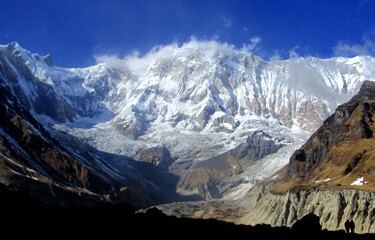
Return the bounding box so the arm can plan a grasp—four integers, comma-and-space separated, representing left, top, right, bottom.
238, 81, 375, 233
238, 185, 375, 233
0, 79, 109, 206
274, 80, 375, 192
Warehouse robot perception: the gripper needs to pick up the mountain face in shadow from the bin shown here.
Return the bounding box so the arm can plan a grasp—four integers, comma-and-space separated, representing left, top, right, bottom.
0, 51, 186, 208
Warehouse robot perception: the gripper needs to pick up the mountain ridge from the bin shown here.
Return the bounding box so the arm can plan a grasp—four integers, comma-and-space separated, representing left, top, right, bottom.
1, 41, 375, 203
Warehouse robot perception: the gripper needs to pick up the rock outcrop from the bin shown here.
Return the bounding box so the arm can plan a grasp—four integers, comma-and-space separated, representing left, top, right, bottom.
238, 185, 375, 233
139, 146, 172, 166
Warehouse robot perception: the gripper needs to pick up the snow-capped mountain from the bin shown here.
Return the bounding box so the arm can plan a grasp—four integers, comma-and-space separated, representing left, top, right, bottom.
1, 41, 375, 201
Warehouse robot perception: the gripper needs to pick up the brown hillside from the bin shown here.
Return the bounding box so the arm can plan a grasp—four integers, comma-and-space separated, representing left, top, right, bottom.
273, 81, 375, 193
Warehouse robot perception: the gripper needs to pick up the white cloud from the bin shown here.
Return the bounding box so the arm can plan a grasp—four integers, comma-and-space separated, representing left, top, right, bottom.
286, 59, 348, 107
333, 34, 375, 57
270, 50, 282, 61
242, 36, 262, 52
222, 17, 232, 27
288, 46, 300, 59
95, 38, 238, 76
212, 34, 220, 41
251, 36, 261, 45
95, 42, 180, 75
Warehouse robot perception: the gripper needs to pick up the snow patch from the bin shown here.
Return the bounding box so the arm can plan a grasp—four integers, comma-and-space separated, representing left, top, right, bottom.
315, 178, 331, 184
350, 177, 368, 186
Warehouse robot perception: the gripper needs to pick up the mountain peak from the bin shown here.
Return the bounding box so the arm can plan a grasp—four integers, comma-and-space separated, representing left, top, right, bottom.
3, 41, 22, 51
1, 42, 54, 67
350, 80, 375, 103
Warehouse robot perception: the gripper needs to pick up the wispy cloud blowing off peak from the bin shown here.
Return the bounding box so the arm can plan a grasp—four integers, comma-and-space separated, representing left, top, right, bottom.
95, 38, 258, 76
95, 35, 375, 77
333, 32, 375, 57
242, 36, 262, 52
222, 17, 233, 28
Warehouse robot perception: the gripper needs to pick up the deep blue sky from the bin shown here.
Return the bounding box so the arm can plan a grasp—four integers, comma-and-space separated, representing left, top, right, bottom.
1, 0, 375, 67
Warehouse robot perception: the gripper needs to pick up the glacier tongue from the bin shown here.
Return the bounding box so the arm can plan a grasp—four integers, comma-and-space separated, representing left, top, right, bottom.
1, 41, 375, 200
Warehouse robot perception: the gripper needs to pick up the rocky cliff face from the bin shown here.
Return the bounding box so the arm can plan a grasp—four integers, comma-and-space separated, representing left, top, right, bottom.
154, 183, 375, 233
139, 146, 172, 166
238, 185, 375, 233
